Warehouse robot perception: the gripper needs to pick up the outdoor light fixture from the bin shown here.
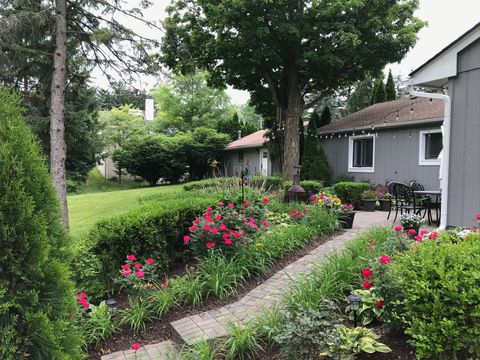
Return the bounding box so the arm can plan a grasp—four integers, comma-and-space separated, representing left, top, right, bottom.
347, 293, 361, 327
106, 298, 117, 312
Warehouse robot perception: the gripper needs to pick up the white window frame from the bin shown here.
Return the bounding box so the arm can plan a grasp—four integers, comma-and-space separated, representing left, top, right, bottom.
348, 135, 375, 173
419, 129, 442, 166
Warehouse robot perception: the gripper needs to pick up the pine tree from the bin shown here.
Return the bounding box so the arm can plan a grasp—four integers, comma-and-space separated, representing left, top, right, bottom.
0, 88, 82, 359
301, 116, 331, 183
310, 110, 321, 129
318, 106, 332, 127
385, 70, 397, 101
346, 76, 375, 114
370, 78, 387, 104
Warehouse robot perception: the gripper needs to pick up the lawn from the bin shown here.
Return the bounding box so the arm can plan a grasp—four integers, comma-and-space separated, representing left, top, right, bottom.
68, 184, 183, 239
74, 169, 149, 194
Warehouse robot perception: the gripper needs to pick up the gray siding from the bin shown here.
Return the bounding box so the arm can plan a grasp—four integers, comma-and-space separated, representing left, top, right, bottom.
320, 125, 442, 189
222, 148, 275, 176
447, 40, 480, 227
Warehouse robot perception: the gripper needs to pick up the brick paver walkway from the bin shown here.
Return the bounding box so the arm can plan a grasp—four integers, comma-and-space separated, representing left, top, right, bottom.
101, 211, 391, 359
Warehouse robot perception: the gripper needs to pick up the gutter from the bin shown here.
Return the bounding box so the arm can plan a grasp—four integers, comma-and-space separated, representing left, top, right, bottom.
409, 88, 451, 230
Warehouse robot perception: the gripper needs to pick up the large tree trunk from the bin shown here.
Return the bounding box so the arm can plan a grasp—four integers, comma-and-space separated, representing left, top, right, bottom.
282, 90, 303, 181
50, 0, 69, 228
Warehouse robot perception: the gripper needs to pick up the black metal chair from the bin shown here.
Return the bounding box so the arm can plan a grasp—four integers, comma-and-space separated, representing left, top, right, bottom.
392, 183, 429, 222
385, 181, 397, 220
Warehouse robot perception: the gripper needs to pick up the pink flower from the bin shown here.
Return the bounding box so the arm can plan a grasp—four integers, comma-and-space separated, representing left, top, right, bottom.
127, 254, 136, 261
134, 263, 142, 270
420, 229, 429, 236
123, 269, 132, 277
146, 258, 154, 265
183, 235, 191, 244
394, 225, 403, 232
263, 197, 269, 204
219, 223, 227, 231
414, 235, 423, 242
379, 255, 392, 264
428, 231, 438, 240
206, 242, 216, 249
207, 207, 213, 212
163, 281, 167, 289
233, 231, 243, 238
78, 298, 90, 308
408, 229, 417, 236
211, 227, 218, 235
224, 238, 232, 245
261, 219, 269, 228
244, 200, 250, 207
203, 224, 211, 231
75, 292, 88, 300
361, 268, 373, 278
476, 213, 480, 221
217, 201, 224, 206
131, 343, 140, 351
194, 218, 201, 224
310, 194, 317, 200
215, 214, 222, 220
222, 232, 230, 239
362, 280, 374, 290
228, 203, 235, 209
248, 217, 255, 224
122, 264, 130, 271
232, 211, 238, 215
136, 270, 145, 279
375, 299, 384, 309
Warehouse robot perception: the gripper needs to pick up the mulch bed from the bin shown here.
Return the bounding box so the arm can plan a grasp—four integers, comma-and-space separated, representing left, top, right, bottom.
357, 324, 415, 360
89, 231, 340, 359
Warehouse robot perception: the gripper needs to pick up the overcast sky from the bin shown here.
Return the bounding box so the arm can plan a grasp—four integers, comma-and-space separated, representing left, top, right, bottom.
92, 0, 480, 105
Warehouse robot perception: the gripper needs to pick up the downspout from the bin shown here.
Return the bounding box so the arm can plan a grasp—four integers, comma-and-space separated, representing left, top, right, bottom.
408, 87, 451, 230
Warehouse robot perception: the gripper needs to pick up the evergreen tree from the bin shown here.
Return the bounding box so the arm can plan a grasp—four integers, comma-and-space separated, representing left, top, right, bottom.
370, 78, 387, 104
301, 116, 331, 184
318, 106, 333, 127
346, 76, 375, 114
385, 70, 397, 101
0, 88, 82, 359
310, 111, 321, 129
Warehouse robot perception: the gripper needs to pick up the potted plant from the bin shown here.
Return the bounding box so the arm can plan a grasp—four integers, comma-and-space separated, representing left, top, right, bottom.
374, 185, 391, 212
339, 204, 356, 229
361, 189, 377, 211
400, 213, 424, 234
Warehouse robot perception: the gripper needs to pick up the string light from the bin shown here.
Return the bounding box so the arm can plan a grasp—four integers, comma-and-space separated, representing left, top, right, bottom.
338, 134, 341, 138
344, 133, 347, 138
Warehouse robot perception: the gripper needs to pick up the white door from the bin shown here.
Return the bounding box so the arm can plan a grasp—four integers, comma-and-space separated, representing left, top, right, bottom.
261, 150, 268, 176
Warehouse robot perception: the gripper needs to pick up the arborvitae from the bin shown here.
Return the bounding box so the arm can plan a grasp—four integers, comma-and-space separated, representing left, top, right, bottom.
0, 88, 83, 359
310, 110, 321, 129
301, 116, 331, 184
385, 70, 397, 101
370, 78, 387, 104
318, 105, 332, 127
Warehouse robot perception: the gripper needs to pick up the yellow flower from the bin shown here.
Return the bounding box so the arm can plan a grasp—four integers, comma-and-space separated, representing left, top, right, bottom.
255, 243, 264, 248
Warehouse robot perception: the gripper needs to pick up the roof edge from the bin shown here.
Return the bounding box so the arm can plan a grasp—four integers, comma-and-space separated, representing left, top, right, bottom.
318, 118, 443, 134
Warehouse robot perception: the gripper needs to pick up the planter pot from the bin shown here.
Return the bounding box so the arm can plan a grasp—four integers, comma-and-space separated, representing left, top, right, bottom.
379, 199, 391, 212
362, 199, 376, 212
340, 212, 356, 229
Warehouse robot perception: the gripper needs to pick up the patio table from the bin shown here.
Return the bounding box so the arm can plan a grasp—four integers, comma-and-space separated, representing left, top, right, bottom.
414, 190, 441, 226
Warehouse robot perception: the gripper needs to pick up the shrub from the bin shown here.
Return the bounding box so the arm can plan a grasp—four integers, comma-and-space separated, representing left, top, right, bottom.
83, 194, 215, 294
333, 182, 371, 208
388, 236, 480, 359
332, 174, 355, 184
298, 180, 323, 195
250, 175, 284, 190
301, 117, 331, 184
183, 177, 238, 191
0, 88, 82, 359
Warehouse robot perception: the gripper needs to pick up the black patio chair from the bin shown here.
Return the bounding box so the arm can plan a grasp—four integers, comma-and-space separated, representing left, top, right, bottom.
392, 183, 429, 222
385, 181, 397, 220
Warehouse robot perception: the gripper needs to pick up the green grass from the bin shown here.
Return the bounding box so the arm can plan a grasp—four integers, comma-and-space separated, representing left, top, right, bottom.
68, 183, 183, 239
74, 169, 149, 194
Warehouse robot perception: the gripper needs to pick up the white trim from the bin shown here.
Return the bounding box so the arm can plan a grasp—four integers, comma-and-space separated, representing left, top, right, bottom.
418, 129, 442, 166
348, 135, 375, 173
259, 148, 269, 176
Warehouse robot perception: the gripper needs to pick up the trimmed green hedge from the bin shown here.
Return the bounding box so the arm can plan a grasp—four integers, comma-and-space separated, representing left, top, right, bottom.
333, 182, 371, 208
76, 193, 216, 297
183, 177, 239, 191
251, 175, 284, 190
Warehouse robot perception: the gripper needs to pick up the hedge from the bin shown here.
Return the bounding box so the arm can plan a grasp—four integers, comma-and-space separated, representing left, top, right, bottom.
333, 182, 371, 208
75, 193, 216, 297
183, 177, 239, 191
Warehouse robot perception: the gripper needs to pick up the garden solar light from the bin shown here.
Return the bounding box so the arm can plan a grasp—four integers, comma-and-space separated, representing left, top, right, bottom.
347, 293, 361, 327
106, 298, 117, 311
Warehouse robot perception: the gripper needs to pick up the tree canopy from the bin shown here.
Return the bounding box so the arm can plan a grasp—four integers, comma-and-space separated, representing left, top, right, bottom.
161, 0, 424, 179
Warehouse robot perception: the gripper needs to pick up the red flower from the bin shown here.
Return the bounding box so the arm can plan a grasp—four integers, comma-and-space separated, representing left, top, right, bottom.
75, 292, 88, 300
131, 343, 140, 351
127, 254, 136, 261
375, 299, 384, 309
476, 213, 480, 221
122, 264, 130, 271
146, 258, 154, 265
211, 227, 218, 235
215, 214, 222, 220
224, 238, 232, 245
217, 201, 224, 206
134, 263, 142, 270
222, 232, 230, 239
194, 218, 201, 224
244, 200, 250, 207
379, 255, 392, 264
162, 281, 167, 289
394, 225, 403, 232
233, 231, 243, 238
261, 219, 269, 228
263, 197, 269, 204
189, 225, 197, 232
78, 298, 90, 308
228, 203, 235, 209
207, 207, 213, 212
428, 231, 438, 240
414, 235, 423, 242
472, 227, 478, 232
361, 267, 373, 278
219, 224, 227, 231
206, 242, 216, 249
123, 269, 132, 277
136, 270, 145, 279
362, 280, 374, 290
408, 229, 417, 236
420, 229, 429, 236
203, 224, 211, 231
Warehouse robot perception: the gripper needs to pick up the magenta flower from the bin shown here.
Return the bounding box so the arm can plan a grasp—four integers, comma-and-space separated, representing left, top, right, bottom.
394, 225, 403, 232
127, 254, 136, 261
136, 270, 145, 279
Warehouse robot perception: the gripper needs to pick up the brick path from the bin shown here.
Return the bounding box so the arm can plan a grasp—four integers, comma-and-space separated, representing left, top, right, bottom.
101, 211, 391, 359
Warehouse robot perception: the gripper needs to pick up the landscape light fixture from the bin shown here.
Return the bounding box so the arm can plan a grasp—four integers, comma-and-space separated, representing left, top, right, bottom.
347, 293, 361, 327
106, 298, 117, 312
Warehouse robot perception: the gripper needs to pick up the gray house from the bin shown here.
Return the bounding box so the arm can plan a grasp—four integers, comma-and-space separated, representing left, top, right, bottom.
409, 21, 480, 228
318, 98, 444, 190
222, 129, 280, 176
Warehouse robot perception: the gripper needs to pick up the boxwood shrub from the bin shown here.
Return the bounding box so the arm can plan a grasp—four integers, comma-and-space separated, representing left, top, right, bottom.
250, 175, 284, 190
333, 182, 371, 208
183, 177, 238, 191
77, 193, 216, 297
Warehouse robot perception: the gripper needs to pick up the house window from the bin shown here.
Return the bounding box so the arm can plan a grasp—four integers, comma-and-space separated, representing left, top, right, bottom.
419, 129, 442, 165
348, 135, 375, 173
238, 150, 244, 163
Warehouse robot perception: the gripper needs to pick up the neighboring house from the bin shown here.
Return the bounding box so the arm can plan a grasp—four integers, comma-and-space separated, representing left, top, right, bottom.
318, 97, 444, 190
409, 21, 480, 228
222, 129, 280, 176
